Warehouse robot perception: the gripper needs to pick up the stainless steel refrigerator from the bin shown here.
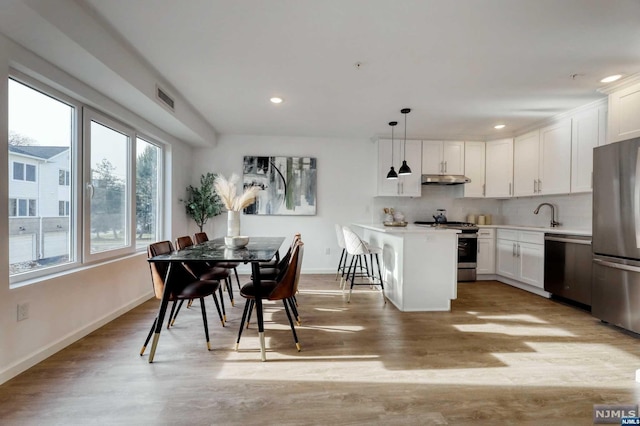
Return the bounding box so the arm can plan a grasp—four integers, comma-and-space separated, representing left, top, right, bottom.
592, 136, 640, 334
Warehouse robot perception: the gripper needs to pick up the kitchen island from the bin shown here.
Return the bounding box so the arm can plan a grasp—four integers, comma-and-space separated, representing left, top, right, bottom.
353, 223, 460, 312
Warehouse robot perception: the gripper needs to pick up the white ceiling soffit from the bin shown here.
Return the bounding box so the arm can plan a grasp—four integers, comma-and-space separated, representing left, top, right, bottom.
0, 0, 217, 147
4, 0, 640, 142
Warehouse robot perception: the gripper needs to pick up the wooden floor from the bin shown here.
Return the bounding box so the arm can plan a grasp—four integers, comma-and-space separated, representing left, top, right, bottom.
1, 275, 639, 425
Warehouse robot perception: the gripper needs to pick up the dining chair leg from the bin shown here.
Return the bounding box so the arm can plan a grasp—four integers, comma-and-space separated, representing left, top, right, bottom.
211, 293, 225, 327
287, 297, 300, 325
283, 300, 301, 352
236, 299, 251, 350
199, 297, 211, 351
226, 277, 235, 307
218, 286, 227, 322
166, 300, 178, 329
246, 299, 255, 329
140, 316, 158, 356
255, 297, 266, 361
233, 267, 241, 291
187, 299, 194, 308
170, 300, 185, 327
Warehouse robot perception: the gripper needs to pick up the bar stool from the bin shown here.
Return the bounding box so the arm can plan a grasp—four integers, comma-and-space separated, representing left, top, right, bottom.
334, 224, 349, 282
342, 226, 385, 303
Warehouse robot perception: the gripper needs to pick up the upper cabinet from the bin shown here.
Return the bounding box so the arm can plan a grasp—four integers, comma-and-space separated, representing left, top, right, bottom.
513, 120, 572, 196
484, 138, 513, 198
463, 141, 485, 198
513, 130, 540, 196
376, 139, 422, 197
608, 80, 640, 143
422, 141, 464, 175
571, 104, 607, 193
538, 118, 572, 195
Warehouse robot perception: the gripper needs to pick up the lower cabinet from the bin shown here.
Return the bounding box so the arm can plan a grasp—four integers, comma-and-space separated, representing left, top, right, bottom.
477, 228, 495, 274
496, 229, 545, 292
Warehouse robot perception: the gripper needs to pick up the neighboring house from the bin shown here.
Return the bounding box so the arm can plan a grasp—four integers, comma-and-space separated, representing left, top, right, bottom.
8, 145, 70, 266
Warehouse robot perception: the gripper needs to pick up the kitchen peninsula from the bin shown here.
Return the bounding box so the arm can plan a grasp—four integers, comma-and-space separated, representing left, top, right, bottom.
353, 224, 460, 311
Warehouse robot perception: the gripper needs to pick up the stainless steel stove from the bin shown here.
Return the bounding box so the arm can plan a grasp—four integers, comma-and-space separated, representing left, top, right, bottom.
414, 221, 478, 281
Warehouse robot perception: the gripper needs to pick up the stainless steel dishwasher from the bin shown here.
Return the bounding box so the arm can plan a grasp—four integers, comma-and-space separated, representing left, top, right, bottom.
543, 234, 592, 307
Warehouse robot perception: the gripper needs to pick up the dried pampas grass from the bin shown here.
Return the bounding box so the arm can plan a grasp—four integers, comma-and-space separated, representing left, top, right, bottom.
214, 173, 259, 211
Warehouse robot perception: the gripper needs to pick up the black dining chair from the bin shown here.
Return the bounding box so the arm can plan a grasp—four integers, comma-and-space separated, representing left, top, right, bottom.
236, 240, 304, 353
194, 231, 242, 292
140, 241, 224, 356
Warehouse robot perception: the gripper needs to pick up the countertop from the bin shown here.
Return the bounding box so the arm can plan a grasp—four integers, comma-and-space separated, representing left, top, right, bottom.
479, 225, 591, 237
353, 223, 461, 234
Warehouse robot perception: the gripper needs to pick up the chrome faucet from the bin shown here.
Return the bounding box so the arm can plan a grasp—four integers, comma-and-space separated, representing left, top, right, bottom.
534, 203, 560, 227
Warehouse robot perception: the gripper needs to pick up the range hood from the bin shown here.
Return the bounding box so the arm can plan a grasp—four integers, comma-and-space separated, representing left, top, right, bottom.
421, 174, 471, 185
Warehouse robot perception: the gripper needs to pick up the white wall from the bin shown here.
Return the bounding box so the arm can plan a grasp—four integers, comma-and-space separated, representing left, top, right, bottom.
191, 134, 376, 273
0, 34, 195, 385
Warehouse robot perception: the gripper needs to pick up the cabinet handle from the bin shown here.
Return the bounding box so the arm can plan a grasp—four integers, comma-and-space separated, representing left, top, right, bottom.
482, 184, 485, 196
537, 179, 542, 193
517, 243, 521, 257
533, 179, 537, 193
512, 243, 516, 256
509, 183, 512, 196
440, 161, 444, 173
444, 161, 447, 173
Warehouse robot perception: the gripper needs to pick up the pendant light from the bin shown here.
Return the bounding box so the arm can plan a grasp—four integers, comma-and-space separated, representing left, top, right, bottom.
386, 121, 399, 180
398, 108, 412, 175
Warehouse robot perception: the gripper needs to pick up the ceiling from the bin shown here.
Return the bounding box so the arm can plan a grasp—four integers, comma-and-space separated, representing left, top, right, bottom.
9, 0, 640, 142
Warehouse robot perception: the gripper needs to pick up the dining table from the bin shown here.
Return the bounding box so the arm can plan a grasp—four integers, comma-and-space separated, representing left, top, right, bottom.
146, 236, 285, 362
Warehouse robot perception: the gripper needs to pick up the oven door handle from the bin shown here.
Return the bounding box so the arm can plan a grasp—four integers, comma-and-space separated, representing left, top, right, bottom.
457, 234, 478, 239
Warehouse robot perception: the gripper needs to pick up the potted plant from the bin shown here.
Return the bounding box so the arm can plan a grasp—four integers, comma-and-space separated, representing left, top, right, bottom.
182, 173, 223, 232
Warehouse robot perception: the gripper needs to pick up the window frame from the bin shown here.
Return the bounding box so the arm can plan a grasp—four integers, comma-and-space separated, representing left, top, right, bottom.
9, 72, 82, 284
8, 70, 165, 285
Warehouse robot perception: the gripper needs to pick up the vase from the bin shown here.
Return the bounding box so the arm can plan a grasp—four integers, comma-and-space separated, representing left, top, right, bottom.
227, 210, 240, 236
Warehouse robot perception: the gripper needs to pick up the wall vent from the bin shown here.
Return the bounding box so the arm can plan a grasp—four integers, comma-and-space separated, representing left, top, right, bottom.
155, 85, 175, 112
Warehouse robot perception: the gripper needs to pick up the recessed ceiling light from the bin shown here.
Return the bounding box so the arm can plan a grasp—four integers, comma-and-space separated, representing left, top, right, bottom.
600, 74, 622, 83
494, 124, 506, 130
270, 97, 283, 104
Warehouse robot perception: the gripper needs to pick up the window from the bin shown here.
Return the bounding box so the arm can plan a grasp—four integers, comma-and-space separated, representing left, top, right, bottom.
59, 170, 70, 186
9, 198, 37, 217
12, 162, 36, 182
58, 201, 70, 216
9, 76, 76, 278
9, 73, 164, 281
135, 138, 161, 249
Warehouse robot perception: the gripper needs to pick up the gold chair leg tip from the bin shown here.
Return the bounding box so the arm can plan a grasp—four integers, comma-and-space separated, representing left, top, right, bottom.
139, 346, 146, 356
235, 343, 239, 351
207, 342, 211, 351
224, 315, 227, 322
296, 343, 301, 352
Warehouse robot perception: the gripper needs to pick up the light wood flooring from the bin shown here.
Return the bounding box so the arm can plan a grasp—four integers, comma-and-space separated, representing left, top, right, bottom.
1, 275, 640, 425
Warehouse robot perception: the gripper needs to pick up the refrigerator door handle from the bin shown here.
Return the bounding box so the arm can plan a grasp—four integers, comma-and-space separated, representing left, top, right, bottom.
594, 258, 640, 273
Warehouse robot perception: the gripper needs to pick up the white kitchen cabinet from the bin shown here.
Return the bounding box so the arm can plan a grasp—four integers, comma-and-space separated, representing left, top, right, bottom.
476, 228, 495, 274
484, 138, 513, 198
496, 229, 545, 291
377, 139, 422, 197
422, 140, 464, 175
463, 141, 485, 197
571, 103, 607, 193
513, 121, 572, 197
607, 80, 640, 143
538, 119, 572, 195
513, 130, 540, 196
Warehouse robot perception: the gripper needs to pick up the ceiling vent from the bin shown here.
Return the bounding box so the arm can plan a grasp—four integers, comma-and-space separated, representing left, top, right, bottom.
155, 85, 175, 112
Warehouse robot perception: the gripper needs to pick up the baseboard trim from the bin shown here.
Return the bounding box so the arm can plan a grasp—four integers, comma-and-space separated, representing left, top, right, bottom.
495, 276, 551, 298
0, 291, 153, 386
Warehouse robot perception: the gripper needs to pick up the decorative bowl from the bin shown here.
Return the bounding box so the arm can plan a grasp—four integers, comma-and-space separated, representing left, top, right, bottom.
225, 236, 249, 248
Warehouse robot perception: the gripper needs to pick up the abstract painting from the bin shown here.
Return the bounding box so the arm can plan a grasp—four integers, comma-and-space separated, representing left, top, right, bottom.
242, 156, 317, 215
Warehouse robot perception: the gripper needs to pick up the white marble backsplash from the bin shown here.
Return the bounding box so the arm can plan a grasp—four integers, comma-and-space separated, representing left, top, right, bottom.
372, 185, 592, 230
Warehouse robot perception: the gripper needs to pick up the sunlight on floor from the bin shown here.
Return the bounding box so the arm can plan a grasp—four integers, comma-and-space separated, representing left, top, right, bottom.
473, 313, 549, 324
453, 323, 576, 337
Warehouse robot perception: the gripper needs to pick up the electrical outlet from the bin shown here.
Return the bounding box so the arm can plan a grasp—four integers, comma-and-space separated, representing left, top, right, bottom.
17, 302, 29, 321
325, 247, 331, 255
